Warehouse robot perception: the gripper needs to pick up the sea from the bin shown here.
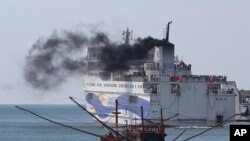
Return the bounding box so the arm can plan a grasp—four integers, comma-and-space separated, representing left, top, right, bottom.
0, 105, 230, 141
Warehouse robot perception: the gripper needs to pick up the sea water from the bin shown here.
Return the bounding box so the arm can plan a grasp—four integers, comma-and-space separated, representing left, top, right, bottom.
0, 105, 229, 141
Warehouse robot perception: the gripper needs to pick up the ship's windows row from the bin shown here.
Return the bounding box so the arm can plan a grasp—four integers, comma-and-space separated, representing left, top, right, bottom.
119, 84, 136, 88
87, 82, 143, 89
104, 84, 117, 87
138, 85, 143, 88
97, 83, 102, 87
119, 84, 143, 89
86, 83, 95, 86
87, 83, 117, 87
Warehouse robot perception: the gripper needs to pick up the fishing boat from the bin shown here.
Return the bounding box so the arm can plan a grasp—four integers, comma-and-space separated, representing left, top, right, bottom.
99, 100, 166, 141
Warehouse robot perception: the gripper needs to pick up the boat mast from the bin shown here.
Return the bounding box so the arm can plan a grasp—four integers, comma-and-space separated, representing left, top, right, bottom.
161, 108, 164, 126
160, 108, 165, 141
112, 99, 121, 129
141, 106, 145, 141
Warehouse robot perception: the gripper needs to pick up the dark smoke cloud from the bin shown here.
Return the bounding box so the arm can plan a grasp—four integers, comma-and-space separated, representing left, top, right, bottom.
24, 30, 111, 90
100, 37, 173, 72
24, 28, 173, 90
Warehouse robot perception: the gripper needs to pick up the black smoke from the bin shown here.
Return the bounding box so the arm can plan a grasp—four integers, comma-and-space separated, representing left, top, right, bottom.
100, 37, 172, 72
24, 30, 111, 90
24, 29, 172, 90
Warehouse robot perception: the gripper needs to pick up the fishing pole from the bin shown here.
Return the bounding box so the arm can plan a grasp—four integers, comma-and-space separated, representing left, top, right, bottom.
172, 129, 187, 141
15, 106, 102, 138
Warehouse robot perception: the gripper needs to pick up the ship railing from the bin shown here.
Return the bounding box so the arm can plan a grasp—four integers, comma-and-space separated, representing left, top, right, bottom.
208, 88, 236, 95
206, 75, 227, 83
113, 75, 164, 82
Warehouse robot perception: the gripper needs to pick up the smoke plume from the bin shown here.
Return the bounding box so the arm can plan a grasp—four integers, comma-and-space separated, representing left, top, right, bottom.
100, 37, 172, 71
24, 29, 172, 90
24, 30, 111, 90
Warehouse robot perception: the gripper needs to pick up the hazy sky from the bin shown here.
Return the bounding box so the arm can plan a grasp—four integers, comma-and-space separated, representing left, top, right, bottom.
0, 0, 249, 104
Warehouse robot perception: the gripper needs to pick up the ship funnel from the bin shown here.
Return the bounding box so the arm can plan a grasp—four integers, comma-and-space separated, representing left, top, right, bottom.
166, 21, 172, 42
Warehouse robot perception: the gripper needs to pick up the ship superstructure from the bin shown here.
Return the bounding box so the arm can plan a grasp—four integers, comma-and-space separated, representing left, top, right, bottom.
84, 22, 248, 126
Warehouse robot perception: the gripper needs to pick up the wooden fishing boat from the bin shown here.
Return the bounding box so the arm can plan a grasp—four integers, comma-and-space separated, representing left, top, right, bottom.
100, 100, 167, 141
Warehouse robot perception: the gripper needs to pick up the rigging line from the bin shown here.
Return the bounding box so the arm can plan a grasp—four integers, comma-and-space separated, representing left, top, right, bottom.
103, 114, 114, 124
15, 106, 102, 138
182, 114, 240, 141
172, 129, 187, 141
69, 97, 131, 141
73, 96, 87, 102
164, 114, 179, 121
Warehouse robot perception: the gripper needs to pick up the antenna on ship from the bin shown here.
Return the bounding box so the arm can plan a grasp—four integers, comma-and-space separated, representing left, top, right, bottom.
166, 21, 172, 42
122, 28, 133, 45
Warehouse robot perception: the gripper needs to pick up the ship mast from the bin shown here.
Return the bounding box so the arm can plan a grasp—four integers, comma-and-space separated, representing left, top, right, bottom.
123, 28, 133, 45
112, 99, 121, 129
166, 21, 172, 42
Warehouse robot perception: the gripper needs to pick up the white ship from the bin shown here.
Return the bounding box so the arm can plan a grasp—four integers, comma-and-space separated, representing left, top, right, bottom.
84, 22, 250, 126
